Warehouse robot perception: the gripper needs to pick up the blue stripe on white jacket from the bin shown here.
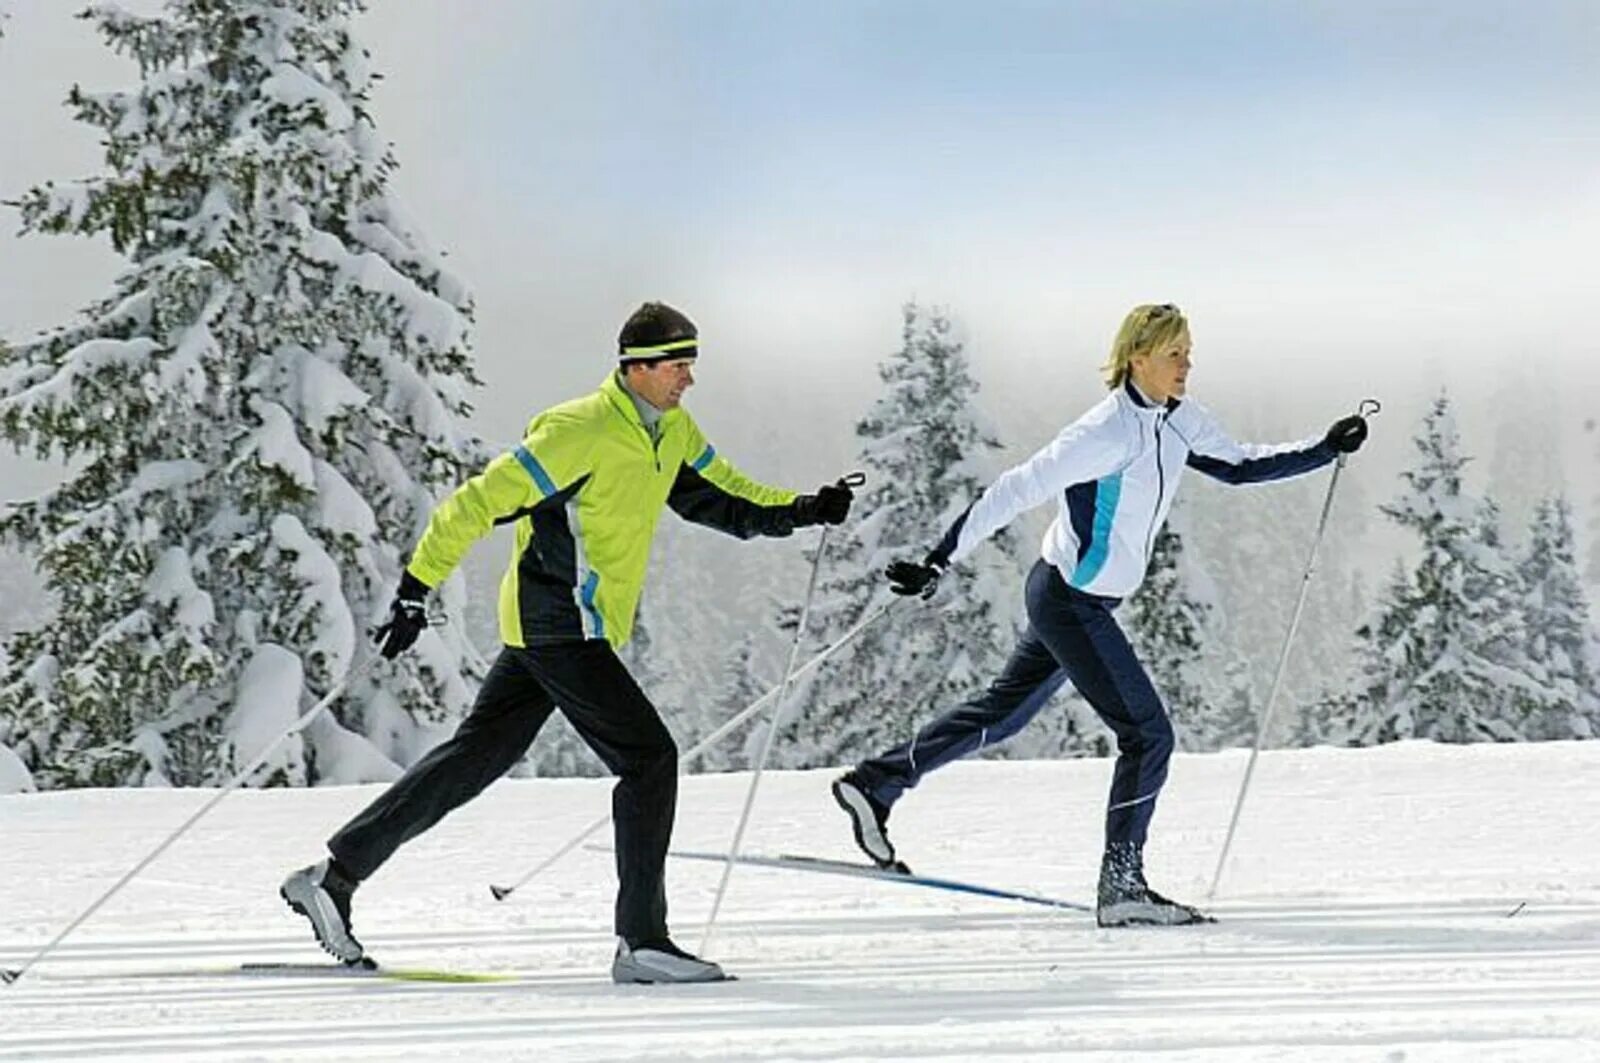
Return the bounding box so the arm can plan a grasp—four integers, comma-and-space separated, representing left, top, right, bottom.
929, 380, 1336, 600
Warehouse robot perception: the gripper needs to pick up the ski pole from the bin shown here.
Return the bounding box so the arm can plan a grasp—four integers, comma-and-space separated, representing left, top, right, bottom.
489, 589, 897, 901
699, 472, 864, 952
1207, 399, 1380, 901
1, 657, 378, 986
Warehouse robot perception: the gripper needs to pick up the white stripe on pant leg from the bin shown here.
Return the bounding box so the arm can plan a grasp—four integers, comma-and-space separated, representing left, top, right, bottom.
1107, 791, 1157, 813
977, 726, 989, 752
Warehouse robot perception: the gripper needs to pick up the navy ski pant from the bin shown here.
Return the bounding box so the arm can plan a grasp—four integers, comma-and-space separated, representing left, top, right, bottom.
328, 641, 678, 942
854, 559, 1175, 849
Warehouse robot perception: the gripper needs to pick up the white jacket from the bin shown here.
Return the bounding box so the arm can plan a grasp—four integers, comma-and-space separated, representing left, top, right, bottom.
932, 381, 1334, 599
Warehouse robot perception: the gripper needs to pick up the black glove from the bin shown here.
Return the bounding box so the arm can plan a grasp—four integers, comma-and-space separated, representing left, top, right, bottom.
792, 479, 854, 526
1323, 415, 1369, 454
885, 557, 945, 599
374, 570, 430, 659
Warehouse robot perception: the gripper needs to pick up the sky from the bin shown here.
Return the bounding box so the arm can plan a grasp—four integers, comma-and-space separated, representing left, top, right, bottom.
1, 0, 1597, 530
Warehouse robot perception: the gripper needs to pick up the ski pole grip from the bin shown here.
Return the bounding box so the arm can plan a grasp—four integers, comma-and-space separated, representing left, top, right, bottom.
839, 471, 866, 488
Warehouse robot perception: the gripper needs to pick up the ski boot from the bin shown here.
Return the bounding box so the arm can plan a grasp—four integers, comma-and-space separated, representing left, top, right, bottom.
1095, 842, 1212, 927
612, 937, 730, 984
281, 857, 366, 964
831, 771, 906, 871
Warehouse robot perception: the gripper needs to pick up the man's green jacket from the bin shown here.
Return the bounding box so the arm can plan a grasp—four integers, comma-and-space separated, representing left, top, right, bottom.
407, 371, 799, 648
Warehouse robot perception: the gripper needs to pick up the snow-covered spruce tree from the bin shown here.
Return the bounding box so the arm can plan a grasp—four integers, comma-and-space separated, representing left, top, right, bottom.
1518, 496, 1599, 738
1588, 418, 1600, 587
1486, 365, 1564, 548
0, 1, 483, 788
700, 630, 774, 771
1181, 401, 1366, 746
1309, 394, 1542, 745
1125, 517, 1254, 751
767, 303, 1062, 768
661, 513, 797, 771
524, 598, 677, 779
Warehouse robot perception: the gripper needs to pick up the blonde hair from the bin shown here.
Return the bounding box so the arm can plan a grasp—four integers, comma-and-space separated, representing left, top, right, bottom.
1102, 303, 1188, 389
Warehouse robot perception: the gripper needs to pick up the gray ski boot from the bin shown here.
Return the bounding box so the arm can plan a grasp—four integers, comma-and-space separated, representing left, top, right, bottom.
280, 857, 366, 964
611, 937, 730, 984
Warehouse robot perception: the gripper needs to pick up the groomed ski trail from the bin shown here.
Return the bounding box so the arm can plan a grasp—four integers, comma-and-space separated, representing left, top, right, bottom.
5, 748, 1600, 1060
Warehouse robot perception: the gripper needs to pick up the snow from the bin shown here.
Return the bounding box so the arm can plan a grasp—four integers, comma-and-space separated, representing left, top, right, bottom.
311, 459, 378, 542
163, 320, 218, 402
282, 345, 371, 436
0, 741, 34, 793
301, 230, 468, 353
268, 514, 356, 676
244, 398, 316, 490
259, 62, 355, 131
0, 336, 161, 414
3, 741, 1598, 1060
301, 711, 401, 787
226, 643, 305, 783
144, 545, 216, 633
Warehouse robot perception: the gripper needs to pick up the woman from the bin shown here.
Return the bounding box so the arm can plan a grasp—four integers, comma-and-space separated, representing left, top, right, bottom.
832, 303, 1367, 926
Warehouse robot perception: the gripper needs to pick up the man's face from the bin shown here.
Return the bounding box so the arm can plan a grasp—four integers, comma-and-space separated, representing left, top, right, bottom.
626, 357, 696, 410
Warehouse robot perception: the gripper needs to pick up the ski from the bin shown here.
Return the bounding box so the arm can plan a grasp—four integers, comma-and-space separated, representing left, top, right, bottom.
238, 961, 513, 984
665, 848, 1092, 912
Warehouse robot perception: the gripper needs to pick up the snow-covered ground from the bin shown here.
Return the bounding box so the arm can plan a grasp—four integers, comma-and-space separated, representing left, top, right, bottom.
3, 741, 1599, 1061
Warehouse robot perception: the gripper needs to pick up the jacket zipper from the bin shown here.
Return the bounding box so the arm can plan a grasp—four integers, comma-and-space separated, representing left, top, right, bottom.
630, 418, 662, 472
1144, 412, 1167, 563
609, 385, 663, 472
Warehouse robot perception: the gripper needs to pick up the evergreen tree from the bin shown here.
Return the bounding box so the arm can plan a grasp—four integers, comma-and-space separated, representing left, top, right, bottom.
1518, 496, 1599, 738
768, 303, 1055, 768
1486, 365, 1563, 548
700, 630, 773, 772
1311, 394, 1543, 745
1125, 523, 1204, 746
1126, 516, 1255, 751
0, 1, 483, 788
1181, 401, 1365, 746
1587, 418, 1600, 587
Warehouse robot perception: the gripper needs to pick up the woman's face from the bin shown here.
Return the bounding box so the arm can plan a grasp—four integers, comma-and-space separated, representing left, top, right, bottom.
1131, 332, 1193, 403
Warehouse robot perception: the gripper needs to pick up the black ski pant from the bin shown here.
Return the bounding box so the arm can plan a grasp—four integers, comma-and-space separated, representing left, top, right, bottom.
854, 558, 1176, 849
327, 640, 678, 942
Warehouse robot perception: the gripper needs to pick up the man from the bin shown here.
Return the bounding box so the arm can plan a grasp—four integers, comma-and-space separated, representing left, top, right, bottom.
281, 302, 853, 983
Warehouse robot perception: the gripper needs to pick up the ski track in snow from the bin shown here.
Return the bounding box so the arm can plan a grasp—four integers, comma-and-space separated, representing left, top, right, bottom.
4, 745, 1600, 1061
